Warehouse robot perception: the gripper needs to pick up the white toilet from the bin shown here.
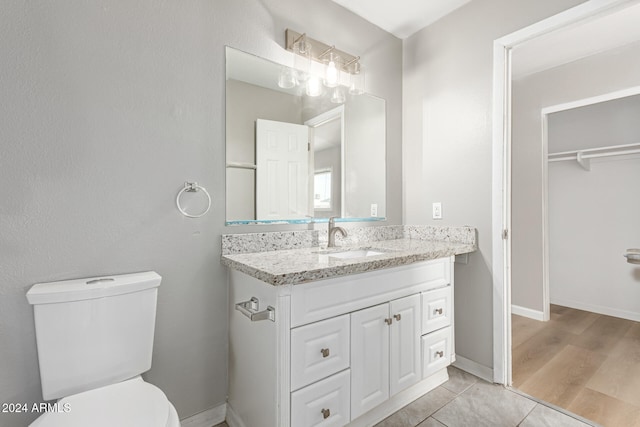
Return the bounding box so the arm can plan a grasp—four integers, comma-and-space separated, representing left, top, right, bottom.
26, 271, 180, 427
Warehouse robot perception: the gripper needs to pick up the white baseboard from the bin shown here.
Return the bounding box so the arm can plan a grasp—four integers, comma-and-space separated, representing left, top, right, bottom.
180, 403, 226, 427
511, 304, 545, 321
453, 355, 493, 383
551, 298, 640, 322
225, 404, 246, 427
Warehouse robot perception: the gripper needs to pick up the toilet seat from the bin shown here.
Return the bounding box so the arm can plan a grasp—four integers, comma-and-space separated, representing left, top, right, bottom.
30, 377, 179, 427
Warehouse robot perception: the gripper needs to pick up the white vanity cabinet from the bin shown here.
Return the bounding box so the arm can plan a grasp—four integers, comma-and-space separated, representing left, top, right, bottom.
227, 256, 455, 427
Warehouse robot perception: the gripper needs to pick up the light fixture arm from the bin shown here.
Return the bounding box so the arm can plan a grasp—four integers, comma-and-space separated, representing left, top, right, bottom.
285, 29, 360, 73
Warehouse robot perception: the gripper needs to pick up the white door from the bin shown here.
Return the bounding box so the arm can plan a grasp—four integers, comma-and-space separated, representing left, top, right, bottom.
350, 303, 389, 419
256, 119, 309, 220
389, 294, 421, 396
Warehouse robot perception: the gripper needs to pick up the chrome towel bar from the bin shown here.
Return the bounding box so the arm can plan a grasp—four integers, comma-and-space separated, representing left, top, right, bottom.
235, 297, 275, 322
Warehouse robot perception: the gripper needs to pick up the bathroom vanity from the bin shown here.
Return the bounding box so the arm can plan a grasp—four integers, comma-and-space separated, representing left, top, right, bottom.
222, 227, 475, 427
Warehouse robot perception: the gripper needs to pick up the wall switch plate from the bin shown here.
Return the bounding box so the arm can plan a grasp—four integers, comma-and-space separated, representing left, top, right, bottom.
370, 203, 378, 217
432, 202, 442, 219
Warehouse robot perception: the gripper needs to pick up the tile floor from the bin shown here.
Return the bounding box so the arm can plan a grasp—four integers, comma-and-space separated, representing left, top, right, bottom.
213, 366, 596, 427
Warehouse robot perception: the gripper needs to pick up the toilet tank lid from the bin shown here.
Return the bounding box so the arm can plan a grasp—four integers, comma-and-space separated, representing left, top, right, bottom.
26, 271, 161, 305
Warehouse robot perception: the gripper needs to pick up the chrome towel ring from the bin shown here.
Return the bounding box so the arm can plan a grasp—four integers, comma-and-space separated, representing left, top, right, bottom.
176, 182, 211, 218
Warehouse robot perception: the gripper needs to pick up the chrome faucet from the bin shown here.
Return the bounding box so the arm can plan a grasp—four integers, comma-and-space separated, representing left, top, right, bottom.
328, 217, 347, 248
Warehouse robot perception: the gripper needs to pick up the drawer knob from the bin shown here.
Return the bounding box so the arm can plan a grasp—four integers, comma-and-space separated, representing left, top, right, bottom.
321, 408, 331, 419
384, 318, 393, 325
435, 350, 444, 358
320, 348, 330, 358
393, 314, 401, 321
434, 308, 443, 315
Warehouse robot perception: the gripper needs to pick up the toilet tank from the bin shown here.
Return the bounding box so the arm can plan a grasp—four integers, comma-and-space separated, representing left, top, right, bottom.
26, 271, 162, 400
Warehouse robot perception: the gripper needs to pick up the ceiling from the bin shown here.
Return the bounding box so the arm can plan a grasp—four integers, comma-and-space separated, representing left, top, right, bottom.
330, 0, 472, 39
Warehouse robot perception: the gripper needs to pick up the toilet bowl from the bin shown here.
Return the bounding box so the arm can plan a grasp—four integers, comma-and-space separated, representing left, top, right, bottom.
26, 272, 180, 427
29, 377, 180, 427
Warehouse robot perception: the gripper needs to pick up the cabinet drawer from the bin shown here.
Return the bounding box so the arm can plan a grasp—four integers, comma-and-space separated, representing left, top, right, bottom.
291, 369, 350, 427
421, 327, 452, 379
291, 315, 350, 391
421, 286, 451, 334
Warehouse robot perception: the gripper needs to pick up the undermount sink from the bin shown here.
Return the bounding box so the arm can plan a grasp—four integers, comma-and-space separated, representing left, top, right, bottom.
328, 249, 385, 259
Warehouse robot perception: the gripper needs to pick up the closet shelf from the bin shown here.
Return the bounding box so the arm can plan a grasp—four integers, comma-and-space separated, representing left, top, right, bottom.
548, 143, 640, 171
226, 162, 257, 170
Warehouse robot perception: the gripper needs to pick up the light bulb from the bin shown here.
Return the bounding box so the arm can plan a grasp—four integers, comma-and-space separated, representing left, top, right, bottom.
306, 76, 322, 97
323, 53, 341, 88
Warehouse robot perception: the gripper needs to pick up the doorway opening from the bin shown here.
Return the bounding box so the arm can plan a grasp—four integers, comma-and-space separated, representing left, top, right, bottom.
493, 0, 640, 425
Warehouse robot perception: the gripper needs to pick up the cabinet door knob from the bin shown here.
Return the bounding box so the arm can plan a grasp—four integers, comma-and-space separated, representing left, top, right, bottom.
321, 408, 331, 419
393, 314, 401, 321
435, 350, 444, 358
435, 308, 443, 315
384, 317, 393, 325
320, 348, 330, 358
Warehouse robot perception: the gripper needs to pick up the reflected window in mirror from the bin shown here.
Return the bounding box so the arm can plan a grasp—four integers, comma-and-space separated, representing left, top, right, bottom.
314, 169, 332, 211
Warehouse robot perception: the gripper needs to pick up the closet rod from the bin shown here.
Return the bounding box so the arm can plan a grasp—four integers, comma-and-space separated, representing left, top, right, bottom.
548, 142, 640, 171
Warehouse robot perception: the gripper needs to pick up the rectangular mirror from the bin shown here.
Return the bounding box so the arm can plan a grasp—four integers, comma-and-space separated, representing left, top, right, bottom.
225, 46, 386, 225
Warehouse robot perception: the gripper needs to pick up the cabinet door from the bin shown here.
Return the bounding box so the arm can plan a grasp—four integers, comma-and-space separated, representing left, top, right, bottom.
350, 303, 389, 420
389, 294, 421, 396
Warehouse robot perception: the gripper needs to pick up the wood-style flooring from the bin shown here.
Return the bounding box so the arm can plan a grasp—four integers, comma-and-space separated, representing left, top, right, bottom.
512, 304, 640, 427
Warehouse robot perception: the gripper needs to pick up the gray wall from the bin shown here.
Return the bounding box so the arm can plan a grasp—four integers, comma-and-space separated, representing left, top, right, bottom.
344, 95, 386, 218
0, 1, 402, 426
548, 94, 640, 151
512, 40, 640, 313
402, 0, 586, 370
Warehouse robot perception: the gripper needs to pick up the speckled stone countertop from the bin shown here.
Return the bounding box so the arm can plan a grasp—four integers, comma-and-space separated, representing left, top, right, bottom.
221, 237, 476, 286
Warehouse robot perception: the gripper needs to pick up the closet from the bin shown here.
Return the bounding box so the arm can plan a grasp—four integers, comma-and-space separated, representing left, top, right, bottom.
546, 94, 640, 320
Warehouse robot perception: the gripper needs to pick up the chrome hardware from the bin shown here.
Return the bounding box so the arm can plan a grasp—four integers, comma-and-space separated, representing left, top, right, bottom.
321, 348, 330, 358
235, 297, 275, 322
393, 314, 401, 321
434, 308, 443, 315
176, 181, 212, 218
384, 318, 393, 325
86, 278, 115, 285
321, 408, 331, 419
435, 351, 444, 358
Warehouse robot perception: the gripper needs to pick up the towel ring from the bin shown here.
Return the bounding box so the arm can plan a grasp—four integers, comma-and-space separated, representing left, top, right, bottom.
176, 182, 211, 218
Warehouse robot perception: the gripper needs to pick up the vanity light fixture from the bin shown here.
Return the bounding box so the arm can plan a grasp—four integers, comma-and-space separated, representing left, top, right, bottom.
285, 29, 365, 96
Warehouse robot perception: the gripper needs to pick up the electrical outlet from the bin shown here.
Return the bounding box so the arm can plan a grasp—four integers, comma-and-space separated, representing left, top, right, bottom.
432, 202, 442, 220
370, 203, 378, 217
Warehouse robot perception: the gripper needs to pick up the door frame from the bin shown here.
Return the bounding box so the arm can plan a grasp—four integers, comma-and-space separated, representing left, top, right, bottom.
491, 0, 636, 385
305, 105, 346, 217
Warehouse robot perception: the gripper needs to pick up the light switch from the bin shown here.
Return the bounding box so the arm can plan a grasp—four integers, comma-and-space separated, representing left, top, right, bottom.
370, 203, 378, 217
432, 202, 442, 219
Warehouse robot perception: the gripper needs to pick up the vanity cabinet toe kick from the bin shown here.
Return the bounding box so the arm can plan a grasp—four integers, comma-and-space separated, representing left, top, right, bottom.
227, 256, 455, 427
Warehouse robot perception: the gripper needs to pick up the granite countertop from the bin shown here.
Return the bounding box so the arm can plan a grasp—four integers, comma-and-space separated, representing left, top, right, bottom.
221, 238, 476, 286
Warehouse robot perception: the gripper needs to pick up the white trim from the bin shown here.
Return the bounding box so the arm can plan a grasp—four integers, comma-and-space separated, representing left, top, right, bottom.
511, 305, 545, 321
552, 298, 640, 322
453, 355, 494, 384
226, 404, 246, 427
541, 114, 551, 323
180, 404, 226, 427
